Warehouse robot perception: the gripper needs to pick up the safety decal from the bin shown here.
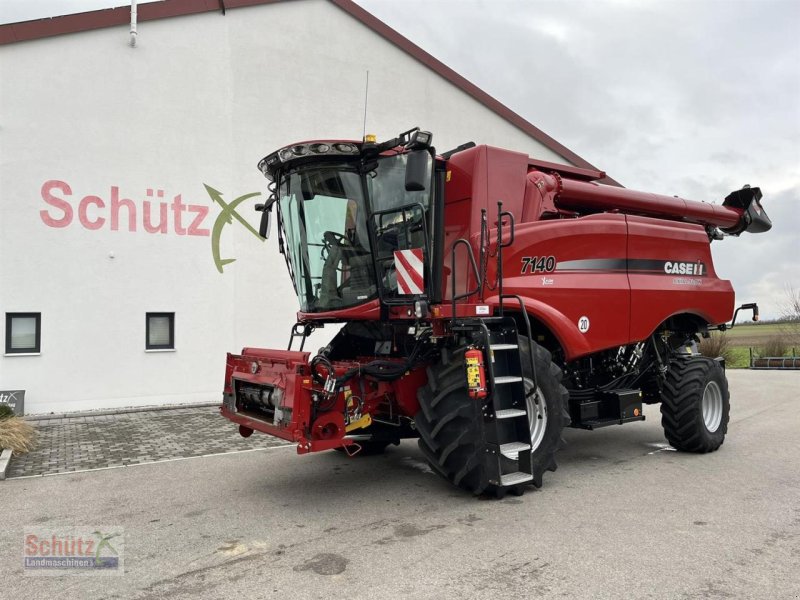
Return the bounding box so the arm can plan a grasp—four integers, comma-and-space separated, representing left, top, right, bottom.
578, 316, 590, 333
555, 258, 707, 275
395, 248, 425, 295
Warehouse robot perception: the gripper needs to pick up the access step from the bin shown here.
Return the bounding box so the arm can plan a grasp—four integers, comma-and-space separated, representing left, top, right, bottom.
499, 441, 531, 458
500, 471, 533, 486
494, 376, 522, 385
490, 343, 518, 351
495, 408, 527, 419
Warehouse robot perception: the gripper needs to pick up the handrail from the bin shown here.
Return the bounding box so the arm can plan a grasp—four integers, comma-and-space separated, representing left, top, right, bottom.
496, 202, 516, 315
287, 322, 315, 351
501, 294, 538, 390
450, 239, 482, 319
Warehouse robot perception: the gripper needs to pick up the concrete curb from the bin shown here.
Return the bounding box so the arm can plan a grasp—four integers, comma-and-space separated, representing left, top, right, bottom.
23, 401, 220, 422
0, 448, 12, 481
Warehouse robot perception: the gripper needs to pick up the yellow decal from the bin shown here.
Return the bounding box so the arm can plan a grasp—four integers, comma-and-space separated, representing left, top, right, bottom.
345, 413, 372, 432
446, 171, 452, 182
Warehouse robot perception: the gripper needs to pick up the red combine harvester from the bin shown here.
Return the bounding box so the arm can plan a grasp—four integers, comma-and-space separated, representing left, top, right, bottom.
221, 128, 771, 496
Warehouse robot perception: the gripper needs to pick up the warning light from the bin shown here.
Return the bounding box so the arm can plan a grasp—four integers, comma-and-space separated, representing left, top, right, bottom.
634, 408, 640, 417
364, 134, 377, 143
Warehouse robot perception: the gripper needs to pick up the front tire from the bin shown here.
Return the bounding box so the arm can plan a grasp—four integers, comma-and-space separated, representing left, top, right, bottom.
518, 337, 571, 486
415, 339, 569, 495
660, 357, 730, 452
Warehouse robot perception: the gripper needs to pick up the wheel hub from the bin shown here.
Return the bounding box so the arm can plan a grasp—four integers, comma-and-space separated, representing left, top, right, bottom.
525, 380, 549, 451
701, 380, 723, 433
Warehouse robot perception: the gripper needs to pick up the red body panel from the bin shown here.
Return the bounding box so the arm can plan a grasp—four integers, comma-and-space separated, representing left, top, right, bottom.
626, 216, 734, 340
442, 145, 735, 360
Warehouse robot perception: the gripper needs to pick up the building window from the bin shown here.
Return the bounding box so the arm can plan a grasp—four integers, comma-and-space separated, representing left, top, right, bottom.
5, 313, 41, 354
146, 313, 174, 350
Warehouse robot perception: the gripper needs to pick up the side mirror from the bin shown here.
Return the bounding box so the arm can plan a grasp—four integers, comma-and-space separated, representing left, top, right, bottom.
256, 198, 276, 239
405, 150, 429, 192
259, 211, 271, 239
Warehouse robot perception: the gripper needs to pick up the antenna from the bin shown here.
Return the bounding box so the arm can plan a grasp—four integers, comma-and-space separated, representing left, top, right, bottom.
362, 70, 369, 140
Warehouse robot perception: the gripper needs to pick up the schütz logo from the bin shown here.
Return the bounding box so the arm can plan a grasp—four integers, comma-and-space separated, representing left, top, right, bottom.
39, 180, 264, 274
203, 185, 264, 273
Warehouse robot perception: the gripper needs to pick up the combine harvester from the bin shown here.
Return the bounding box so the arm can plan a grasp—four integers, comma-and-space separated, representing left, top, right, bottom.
221, 128, 771, 496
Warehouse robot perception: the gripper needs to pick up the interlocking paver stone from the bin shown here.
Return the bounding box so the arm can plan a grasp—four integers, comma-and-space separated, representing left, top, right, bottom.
6, 406, 289, 478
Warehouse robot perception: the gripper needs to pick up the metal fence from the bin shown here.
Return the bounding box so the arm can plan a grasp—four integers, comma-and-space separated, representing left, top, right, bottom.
749, 348, 800, 369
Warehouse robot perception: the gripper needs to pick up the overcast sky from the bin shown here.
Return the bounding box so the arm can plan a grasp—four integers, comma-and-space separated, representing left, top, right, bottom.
2, 0, 798, 318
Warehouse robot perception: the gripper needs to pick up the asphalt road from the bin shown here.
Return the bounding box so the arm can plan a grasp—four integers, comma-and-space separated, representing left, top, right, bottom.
1, 370, 798, 599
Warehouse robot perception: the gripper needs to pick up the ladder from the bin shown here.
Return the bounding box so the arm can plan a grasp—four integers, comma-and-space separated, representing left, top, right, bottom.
448, 201, 538, 489
455, 317, 534, 488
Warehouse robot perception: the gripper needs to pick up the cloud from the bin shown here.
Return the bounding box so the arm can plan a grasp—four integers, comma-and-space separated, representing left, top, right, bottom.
357, 0, 800, 319
4, 0, 795, 319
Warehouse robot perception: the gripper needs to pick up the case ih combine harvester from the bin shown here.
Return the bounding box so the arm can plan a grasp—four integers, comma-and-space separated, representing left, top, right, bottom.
221, 128, 771, 497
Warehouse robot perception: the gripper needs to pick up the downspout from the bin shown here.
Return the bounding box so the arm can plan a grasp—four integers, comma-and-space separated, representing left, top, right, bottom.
130, 0, 137, 47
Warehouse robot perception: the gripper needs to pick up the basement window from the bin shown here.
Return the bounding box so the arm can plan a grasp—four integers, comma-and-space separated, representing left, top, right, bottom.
146, 313, 175, 351
5, 313, 41, 354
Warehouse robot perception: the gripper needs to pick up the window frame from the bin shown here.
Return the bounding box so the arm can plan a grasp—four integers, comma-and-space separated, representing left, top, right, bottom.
145, 312, 175, 351
5, 312, 42, 354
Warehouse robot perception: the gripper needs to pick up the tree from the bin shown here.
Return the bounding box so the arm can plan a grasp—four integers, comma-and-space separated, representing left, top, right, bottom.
780, 284, 800, 345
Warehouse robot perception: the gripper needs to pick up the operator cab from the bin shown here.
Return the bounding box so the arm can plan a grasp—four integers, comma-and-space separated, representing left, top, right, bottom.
256, 129, 439, 315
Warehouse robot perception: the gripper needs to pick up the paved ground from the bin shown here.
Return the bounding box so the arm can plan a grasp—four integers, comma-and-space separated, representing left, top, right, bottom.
7, 407, 287, 478
0, 370, 798, 599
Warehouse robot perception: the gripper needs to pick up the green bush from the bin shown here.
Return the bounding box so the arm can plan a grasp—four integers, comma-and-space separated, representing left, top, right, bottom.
699, 333, 734, 363
762, 336, 789, 357
0, 404, 14, 420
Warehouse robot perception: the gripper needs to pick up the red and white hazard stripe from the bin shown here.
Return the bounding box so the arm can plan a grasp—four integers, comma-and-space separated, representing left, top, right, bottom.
394, 248, 425, 295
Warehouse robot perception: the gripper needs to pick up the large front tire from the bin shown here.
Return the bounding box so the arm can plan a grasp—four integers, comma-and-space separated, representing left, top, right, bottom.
518, 337, 572, 486
415, 339, 569, 495
660, 357, 730, 452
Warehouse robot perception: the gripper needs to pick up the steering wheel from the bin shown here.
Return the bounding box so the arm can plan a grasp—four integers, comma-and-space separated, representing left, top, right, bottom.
320, 231, 349, 262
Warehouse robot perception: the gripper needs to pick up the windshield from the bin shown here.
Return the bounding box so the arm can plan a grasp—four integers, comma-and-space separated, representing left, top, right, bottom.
277, 153, 433, 313
279, 164, 375, 313
368, 153, 431, 213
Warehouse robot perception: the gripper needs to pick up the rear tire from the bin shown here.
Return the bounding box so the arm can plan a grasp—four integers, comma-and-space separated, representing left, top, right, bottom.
660, 357, 730, 452
415, 339, 568, 496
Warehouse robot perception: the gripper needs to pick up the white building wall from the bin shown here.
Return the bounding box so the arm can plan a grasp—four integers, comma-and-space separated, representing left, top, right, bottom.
0, 0, 573, 414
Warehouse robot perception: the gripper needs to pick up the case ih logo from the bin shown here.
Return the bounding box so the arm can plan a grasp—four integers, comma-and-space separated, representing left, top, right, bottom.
39, 180, 262, 274
663, 261, 705, 276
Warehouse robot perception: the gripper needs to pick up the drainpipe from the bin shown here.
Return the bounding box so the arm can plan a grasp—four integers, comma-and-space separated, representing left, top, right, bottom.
130, 0, 138, 47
